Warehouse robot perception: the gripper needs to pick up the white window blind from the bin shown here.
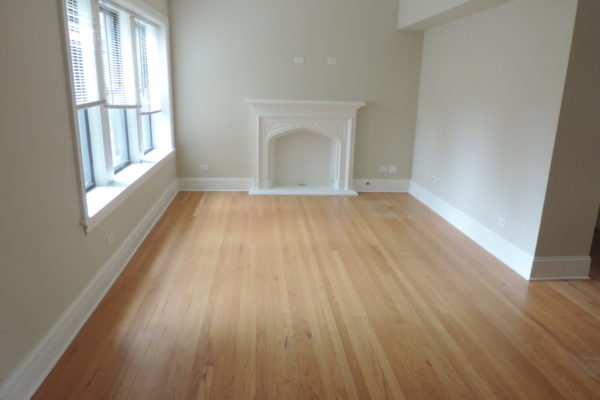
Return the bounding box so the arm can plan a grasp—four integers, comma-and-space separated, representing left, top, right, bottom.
135, 19, 161, 114
65, 0, 104, 107
100, 4, 137, 107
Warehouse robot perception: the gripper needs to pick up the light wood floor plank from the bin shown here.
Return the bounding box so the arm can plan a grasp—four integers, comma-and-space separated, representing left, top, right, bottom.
33, 192, 600, 399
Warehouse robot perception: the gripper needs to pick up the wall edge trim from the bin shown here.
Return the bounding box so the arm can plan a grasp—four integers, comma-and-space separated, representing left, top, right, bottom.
530, 256, 591, 280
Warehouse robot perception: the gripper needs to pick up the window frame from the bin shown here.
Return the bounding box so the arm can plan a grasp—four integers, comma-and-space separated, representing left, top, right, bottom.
141, 112, 155, 154
76, 108, 96, 190
59, 0, 175, 234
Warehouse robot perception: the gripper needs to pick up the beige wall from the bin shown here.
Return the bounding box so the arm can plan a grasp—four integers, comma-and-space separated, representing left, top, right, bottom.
534, 0, 600, 257
170, 0, 423, 182
411, 0, 577, 255
0, 0, 175, 385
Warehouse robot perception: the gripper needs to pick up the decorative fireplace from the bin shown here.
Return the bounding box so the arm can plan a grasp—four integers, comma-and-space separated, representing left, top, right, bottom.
246, 99, 365, 195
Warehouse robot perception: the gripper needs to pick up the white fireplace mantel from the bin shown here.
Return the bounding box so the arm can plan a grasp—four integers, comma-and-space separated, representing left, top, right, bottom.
247, 99, 366, 195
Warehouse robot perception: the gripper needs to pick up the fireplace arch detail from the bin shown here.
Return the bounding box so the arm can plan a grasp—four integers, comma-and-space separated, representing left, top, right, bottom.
247, 99, 366, 195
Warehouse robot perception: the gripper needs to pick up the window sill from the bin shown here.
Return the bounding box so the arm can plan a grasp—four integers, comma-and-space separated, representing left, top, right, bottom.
82, 148, 175, 233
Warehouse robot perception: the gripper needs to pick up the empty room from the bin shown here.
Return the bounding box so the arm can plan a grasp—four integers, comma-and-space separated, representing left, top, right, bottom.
1, 0, 600, 399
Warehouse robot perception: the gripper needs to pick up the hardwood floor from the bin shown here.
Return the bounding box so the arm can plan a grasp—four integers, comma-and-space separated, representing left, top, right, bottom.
33, 192, 600, 399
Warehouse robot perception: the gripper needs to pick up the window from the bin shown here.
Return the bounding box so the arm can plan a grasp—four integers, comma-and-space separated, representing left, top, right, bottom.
63, 0, 173, 231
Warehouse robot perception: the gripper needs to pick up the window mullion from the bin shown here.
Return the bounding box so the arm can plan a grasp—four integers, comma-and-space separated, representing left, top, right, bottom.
128, 15, 143, 161
94, 1, 115, 183
99, 106, 115, 182
131, 19, 145, 158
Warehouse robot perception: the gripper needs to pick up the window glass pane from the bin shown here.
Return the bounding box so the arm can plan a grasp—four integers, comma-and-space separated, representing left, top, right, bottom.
100, 7, 120, 104
135, 19, 161, 113
76, 109, 95, 189
99, 4, 137, 106
141, 113, 153, 153
65, 0, 102, 106
107, 108, 130, 171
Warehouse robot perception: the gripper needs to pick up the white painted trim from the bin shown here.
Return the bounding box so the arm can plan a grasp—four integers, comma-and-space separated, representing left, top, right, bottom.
530, 256, 591, 280
83, 149, 175, 233
353, 179, 410, 193
409, 181, 534, 280
247, 99, 365, 193
250, 187, 358, 196
246, 99, 366, 111
178, 177, 254, 192
0, 181, 179, 400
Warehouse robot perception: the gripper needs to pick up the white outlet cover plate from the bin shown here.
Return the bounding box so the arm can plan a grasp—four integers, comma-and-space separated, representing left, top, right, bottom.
294, 57, 305, 64
327, 58, 337, 64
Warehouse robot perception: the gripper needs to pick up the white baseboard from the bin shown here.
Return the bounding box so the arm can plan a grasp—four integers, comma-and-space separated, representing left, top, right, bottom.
179, 177, 408, 194
249, 187, 357, 196
0, 181, 179, 400
178, 177, 253, 191
530, 256, 591, 280
353, 179, 410, 193
409, 181, 534, 280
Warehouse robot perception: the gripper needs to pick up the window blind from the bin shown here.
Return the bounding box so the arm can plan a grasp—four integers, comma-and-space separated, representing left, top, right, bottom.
100, 4, 137, 107
65, 0, 104, 107
135, 19, 161, 114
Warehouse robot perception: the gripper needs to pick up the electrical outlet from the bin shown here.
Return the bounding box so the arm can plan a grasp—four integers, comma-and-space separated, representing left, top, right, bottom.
379, 166, 388, 173
294, 57, 305, 64
200, 164, 209, 171
107, 232, 114, 246
497, 217, 507, 229
388, 165, 398, 174
431, 176, 438, 183
327, 58, 337, 65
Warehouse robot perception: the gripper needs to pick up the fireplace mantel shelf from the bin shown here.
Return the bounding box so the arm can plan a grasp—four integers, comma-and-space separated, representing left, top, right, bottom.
246, 99, 366, 111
